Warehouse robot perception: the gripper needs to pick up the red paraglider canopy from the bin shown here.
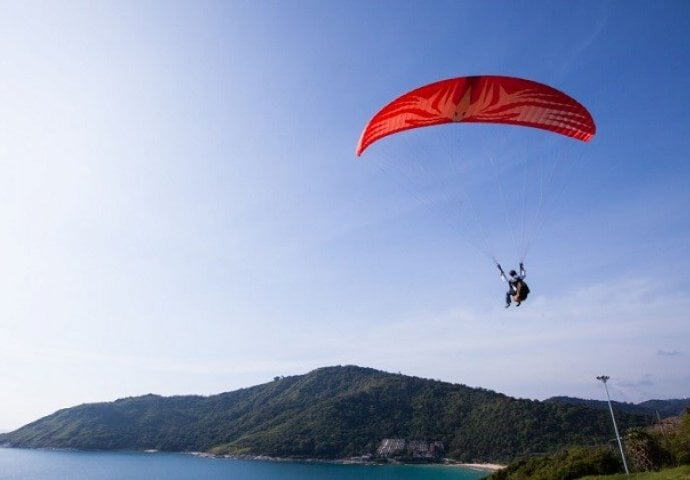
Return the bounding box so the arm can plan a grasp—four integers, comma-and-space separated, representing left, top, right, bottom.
356, 75, 596, 156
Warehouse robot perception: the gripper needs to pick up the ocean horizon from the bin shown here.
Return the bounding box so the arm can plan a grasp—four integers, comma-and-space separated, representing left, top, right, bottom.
0, 448, 491, 480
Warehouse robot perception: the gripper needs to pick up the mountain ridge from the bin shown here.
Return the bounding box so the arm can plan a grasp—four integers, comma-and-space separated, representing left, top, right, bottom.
544, 396, 690, 418
2, 365, 686, 463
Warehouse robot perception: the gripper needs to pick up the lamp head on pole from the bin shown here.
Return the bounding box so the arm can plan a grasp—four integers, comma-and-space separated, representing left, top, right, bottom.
596, 375, 610, 383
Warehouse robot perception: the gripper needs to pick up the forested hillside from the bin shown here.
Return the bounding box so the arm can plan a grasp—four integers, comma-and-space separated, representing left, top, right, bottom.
0, 366, 656, 462
545, 397, 690, 419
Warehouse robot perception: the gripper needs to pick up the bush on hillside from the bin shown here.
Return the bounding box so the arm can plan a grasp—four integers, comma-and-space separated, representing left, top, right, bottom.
624, 428, 669, 471
670, 412, 690, 464
489, 446, 622, 480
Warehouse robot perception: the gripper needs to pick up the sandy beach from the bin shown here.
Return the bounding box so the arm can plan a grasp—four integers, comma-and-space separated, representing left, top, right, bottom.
457, 463, 505, 472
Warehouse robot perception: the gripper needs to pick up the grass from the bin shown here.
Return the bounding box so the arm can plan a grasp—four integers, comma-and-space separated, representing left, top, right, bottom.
580, 465, 690, 480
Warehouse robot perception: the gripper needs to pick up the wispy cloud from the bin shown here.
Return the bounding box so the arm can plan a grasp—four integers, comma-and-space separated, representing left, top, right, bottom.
657, 350, 683, 357
556, 2, 613, 78
619, 374, 655, 389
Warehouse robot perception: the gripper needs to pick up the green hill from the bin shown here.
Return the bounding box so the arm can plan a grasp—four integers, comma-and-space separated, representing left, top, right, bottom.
0, 365, 656, 462
544, 397, 690, 419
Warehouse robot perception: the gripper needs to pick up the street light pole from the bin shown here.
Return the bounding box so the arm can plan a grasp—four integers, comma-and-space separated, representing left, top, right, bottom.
596, 375, 630, 475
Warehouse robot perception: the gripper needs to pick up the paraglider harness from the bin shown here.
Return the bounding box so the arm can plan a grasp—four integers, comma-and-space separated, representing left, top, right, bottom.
513, 277, 530, 301
498, 263, 529, 307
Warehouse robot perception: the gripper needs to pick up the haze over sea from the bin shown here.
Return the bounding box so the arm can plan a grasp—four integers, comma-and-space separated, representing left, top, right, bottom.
0, 449, 488, 480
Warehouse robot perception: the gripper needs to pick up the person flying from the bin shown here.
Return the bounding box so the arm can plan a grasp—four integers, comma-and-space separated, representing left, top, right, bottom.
497, 263, 529, 308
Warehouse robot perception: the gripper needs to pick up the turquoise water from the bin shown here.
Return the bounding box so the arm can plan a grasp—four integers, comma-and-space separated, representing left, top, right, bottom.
0, 449, 489, 480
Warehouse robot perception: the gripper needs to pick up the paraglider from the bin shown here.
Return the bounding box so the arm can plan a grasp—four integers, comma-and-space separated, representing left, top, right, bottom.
356, 75, 595, 307
356, 75, 595, 157
498, 263, 529, 308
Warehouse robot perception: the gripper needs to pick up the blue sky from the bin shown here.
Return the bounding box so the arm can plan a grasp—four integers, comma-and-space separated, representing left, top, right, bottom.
1, 1, 689, 431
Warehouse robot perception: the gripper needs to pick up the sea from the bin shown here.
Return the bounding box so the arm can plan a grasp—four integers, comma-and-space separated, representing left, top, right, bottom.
0, 448, 490, 480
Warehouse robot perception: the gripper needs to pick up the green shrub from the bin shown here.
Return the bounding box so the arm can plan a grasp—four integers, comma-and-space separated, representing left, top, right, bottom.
488, 446, 622, 480
670, 412, 690, 464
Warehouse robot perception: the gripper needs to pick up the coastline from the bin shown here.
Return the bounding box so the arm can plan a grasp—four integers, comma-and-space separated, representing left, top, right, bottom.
189, 451, 504, 471
5, 446, 506, 472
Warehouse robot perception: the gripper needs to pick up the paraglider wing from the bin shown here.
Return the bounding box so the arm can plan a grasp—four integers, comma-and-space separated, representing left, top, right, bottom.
356, 75, 596, 156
